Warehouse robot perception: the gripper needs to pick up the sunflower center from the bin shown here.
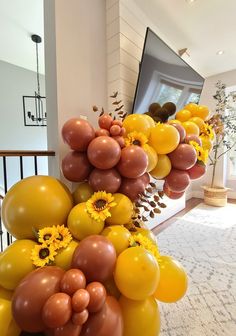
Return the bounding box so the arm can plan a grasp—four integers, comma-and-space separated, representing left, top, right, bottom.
94, 199, 107, 210
43, 234, 52, 241
133, 139, 141, 146
39, 248, 50, 259
57, 233, 63, 241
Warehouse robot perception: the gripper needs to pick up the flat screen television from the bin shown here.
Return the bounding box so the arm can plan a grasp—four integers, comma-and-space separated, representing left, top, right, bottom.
132, 28, 205, 114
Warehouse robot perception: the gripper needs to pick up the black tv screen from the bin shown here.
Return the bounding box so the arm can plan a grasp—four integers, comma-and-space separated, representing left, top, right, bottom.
132, 28, 205, 114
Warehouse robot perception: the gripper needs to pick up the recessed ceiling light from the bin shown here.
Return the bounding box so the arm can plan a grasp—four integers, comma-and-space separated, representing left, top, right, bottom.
216, 50, 225, 55
186, 0, 196, 3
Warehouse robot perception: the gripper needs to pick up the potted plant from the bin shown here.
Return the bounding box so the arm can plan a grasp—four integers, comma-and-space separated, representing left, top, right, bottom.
203, 81, 236, 206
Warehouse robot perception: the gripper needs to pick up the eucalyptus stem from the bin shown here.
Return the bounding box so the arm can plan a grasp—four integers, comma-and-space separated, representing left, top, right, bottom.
211, 138, 219, 188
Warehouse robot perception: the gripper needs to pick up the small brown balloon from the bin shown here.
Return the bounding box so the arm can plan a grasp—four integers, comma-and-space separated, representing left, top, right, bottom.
72, 309, 89, 326
72, 289, 90, 313
89, 168, 121, 193
60, 269, 86, 296
165, 169, 190, 192
62, 151, 92, 182
118, 177, 145, 202
171, 123, 186, 143
86, 282, 106, 313
54, 320, 82, 336
139, 172, 150, 187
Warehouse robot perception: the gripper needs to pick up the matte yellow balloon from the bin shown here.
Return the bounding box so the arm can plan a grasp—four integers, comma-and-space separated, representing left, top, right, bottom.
154, 255, 188, 303
184, 103, 199, 114
142, 114, 156, 128
189, 117, 205, 131
123, 114, 151, 137
6, 319, 21, 336
176, 109, 192, 122
119, 295, 160, 336
132, 227, 157, 244
0, 240, 36, 290
0, 287, 13, 301
0, 299, 12, 336
149, 124, 180, 154
54, 240, 79, 270
192, 105, 209, 120
200, 136, 213, 151
168, 119, 182, 125
143, 144, 158, 172
114, 246, 160, 300
150, 154, 171, 179
182, 121, 200, 136
106, 193, 133, 226
2, 175, 73, 239
102, 225, 131, 255
72, 182, 94, 204
67, 203, 104, 240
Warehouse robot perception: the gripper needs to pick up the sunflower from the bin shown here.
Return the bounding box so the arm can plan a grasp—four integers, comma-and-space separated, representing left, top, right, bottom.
190, 140, 209, 164
125, 131, 148, 147
200, 123, 214, 140
38, 226, 58, 246
86, 191, 116, 222
129, 233, 160, 260
53, 225, 72, 249
31, 244, 57, 267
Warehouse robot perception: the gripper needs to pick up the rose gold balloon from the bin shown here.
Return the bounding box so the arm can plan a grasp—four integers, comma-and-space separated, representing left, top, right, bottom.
165, 169, 190, 192
62, 118, 95, 152
168, 144, 197, 170
163, 181, 185, 200
95, 128, 110, 137
187, 162, 206, 180
72, 309, 89, 326
118, 177, 146, 202
60, 269, 86, 296
138, 172, 150, 187
42, 293, 72, 329
98, 114, 113, 130
87, 136, 121, 169
117, 145, 148, 178
54, 320, 82, 336
171, 123, 186, 143
62, 151, 92, 182
185, 134, 202, 146
12, 266, 64, 333
72, 289, 90, 313
86, 282, 106, 313
112, 136, 125, 148
112, 120, 123, 127
72, 235, 116, 283
110, 125, 121, 136
80, 296, 123, 336
89, 168, 121, 193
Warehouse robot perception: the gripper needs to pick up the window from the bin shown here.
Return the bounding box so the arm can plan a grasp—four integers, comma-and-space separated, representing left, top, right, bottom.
226, 85, 236, 179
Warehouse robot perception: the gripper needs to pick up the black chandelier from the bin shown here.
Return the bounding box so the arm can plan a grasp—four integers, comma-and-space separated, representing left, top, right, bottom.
23, 34, 47, 127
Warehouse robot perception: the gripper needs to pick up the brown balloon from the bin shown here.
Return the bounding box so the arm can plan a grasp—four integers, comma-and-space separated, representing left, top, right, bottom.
168, 144, 197, 170
185, 134, 202, 146
89, 168, 121, 193
72, 309, 89, 326
187, 162, 206, 180
117, 145, 148, 178
163, 181, 185, 200
112, 136, 125, 148
86, 282, 106, 313
95, 128, 110, 137
139, 172, 151, 187
165, 169, 190, 192
72, 289, 90, 313
80, 296, 123, 336
72, 235, 116, 283
87, 136, 121, 169
62, 151, 92, 182
60, 269, 86, 296
54, 320, 82, 336
62, 118, 95, 152
42, 293, 72, 329
118, 177, 146, 202
12, 266, 64, 333
170, 123, 186, 143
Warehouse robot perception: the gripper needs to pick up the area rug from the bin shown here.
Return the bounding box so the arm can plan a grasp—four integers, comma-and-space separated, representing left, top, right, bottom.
157, 203, 236, 336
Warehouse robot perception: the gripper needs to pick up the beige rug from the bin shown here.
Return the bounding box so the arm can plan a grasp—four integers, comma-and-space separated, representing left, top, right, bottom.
157, 203, 236, 336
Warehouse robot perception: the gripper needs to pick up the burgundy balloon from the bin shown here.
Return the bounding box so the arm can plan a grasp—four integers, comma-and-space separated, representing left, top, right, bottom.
171, 123, 186, 143
42, 293, 72, 329
80, 296, 123, 336
165, 169, 190, 193
72, 235, 117, 283
60, 269, 86, 296
95, 128, 110, 137
112, 136, 125, 148
187, 162, 206, 180
54, 320, 82, 336
163, 181, 185, 200
89, 168, 121, 193
118, 177, 146, 202
62, 118, 95, 152
117, 145, 148, 178
168, 144, 197, 170
72, 310, 89, 326
98, 114, 113, 130
139, 172, 151, 187
62, 151, 92, 182
12, 266, 64, 333
87, 136, 121, 169
185, 134, 202, 146
86, 282, 107, 313
72, 289, 90, 313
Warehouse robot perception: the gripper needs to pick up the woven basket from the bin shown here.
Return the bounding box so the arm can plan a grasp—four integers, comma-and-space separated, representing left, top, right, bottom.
202, 186, 228, 207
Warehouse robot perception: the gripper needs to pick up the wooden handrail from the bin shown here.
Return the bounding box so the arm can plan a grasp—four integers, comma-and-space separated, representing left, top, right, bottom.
0, 150, 55, 157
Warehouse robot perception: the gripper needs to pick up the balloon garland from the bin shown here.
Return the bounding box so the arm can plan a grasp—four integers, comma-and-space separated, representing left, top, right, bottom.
0, 95, 214, 336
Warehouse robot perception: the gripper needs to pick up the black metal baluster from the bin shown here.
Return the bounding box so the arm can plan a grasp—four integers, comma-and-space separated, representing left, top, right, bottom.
19, 156, 24, 179
0, 159, 3, 252
2, 157, 11, 246
34, 156, 38, 175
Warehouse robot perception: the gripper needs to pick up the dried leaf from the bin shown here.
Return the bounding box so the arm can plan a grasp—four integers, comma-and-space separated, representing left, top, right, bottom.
110, 92, 118, 98
112, 100, 122, 105
149, 182, 156, 188
102, 107, 105, 113
115, 105, 124, 112
99, 111, 104, 117
149, 201, 156, 208
146, 187, 153, 193
142, 216, 148, 222
154, 195, 160, 202
143, 206, 149, 212
158, 202, 167, 208
154, 208, 161, 214
118, 111, 124, 115
158, 190, 164, 198
149, 211, 154, 218
92, 105, 98, 112
109, 112, 113, 117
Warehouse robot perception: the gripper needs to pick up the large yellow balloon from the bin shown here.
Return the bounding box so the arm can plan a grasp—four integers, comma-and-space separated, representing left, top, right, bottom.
184, 103, 199, 115
168, 119, 182, 125
142, 114, 156, 128
114, 246, 160, 300
67, 203, 104, 240
119, 296, 160, 336
143, 144, 158, 172
123, 114, 151, 137
200, 136, 213, 151
192, 105, 209, 120
0, 299, 21, 336
132, 228, 157, 244
2, 176, 73, 239
154, 255, 188, 303
72, 182, 94, 204
0, 287, 13, 301
150, 154, 171, 179
189, 117, 205, 131
176, 109, 192, 122
102, 225, 131, 255
0, 240, 36, 290
182, 121, 200, 136
106, 193, 133, 226
149, 124, 180, 154
54, 240, 79, 270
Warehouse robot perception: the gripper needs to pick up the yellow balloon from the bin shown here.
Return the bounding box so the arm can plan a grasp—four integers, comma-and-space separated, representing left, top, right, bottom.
119, 295, 160, 336
142, 114, 156, 128
2, 176, 73, 239
106, 193, 133, 226
132, 228, 157, 244
182, 121, 200, 136
192, 105, 209, 120
102, 225, 131, 255
0, 240, 36, 290
123, 114, 151, 137
184, 103, 199, 114
200, 136, 213, 151
154, 255, 188, 303
168, 119, 182, 125
114, 246, 160, 300
150, 154, 171, 179
176, 109, 192, 122
0, 299, 12, 336
72, 182, 94, 204
6, 319, 21, 336
67, 203, 104, 240
149, 124, 180, 154
54, 240, 79, 270
143, 144, 158, 172
189, 117, 205, 130
0, 287, 13, 301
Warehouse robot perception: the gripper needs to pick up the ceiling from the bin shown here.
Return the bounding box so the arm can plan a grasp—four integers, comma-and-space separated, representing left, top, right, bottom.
0, 0, 44, 73
134, 0, 236, 77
